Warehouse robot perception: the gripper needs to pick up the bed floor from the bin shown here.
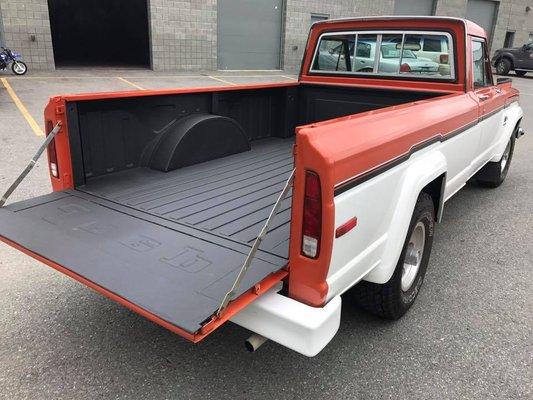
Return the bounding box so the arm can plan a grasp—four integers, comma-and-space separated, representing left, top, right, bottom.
80, 137, 295, 258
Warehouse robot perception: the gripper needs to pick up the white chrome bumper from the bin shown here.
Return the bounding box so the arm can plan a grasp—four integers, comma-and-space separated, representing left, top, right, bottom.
230, 286, 341, 357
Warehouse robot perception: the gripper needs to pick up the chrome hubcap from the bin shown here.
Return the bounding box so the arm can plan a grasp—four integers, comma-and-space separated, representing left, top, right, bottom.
401, 221, 425, 292
501, 140, 511, 173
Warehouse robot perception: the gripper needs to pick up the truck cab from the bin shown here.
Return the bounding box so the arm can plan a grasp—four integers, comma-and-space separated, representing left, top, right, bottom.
0, 17, 523, 357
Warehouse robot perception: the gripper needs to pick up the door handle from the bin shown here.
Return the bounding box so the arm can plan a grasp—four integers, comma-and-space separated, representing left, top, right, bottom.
478, 94, 489, 101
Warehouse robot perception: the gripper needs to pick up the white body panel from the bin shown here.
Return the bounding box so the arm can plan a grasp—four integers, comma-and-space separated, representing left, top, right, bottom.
231, 286, 342, 357
233, 102, 521, 358
327, 101, 522, 295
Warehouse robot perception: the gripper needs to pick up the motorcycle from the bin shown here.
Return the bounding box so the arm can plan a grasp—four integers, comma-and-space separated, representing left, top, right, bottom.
0, 47, 28, 76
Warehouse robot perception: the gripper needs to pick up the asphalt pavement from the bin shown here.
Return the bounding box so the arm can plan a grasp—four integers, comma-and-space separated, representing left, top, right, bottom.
0, 69, 531, 400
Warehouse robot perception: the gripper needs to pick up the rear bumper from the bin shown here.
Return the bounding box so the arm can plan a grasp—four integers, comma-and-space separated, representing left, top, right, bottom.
230, 285, 341, 357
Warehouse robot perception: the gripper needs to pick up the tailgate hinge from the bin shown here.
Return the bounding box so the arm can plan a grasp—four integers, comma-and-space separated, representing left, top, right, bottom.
216, 169, 295, 317
0, 122, 62, 208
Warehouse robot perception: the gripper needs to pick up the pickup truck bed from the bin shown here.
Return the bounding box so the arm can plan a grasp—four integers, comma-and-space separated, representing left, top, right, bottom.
0, 138, 292, 335
0, 79, 445, 341
80, 137, 294, 258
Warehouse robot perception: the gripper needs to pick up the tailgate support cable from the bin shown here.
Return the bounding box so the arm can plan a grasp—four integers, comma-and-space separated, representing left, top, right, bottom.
216, 168, 295, 317
0, 122, 61, 208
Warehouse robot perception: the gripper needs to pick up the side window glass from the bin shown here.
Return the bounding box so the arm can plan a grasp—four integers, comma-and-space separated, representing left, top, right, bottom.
472, 40, 489, 88
353, 34, 377, 73
312, 35, 354, 72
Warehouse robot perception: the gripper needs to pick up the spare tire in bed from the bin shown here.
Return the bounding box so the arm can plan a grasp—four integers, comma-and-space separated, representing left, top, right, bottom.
149, 113, 250, 172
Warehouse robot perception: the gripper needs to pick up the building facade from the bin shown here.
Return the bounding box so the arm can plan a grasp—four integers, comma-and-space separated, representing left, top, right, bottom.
0, 0, 531, 71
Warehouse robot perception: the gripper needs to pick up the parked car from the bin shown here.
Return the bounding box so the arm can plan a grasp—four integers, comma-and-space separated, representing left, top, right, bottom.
0, 17, 524, 357
492, 42, 533, 76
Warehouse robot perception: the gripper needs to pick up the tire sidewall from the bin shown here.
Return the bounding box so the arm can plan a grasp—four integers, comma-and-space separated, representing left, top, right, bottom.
499, 135, 516, 182
12, 61, 27, 75
396, 200, 434, 311
496, 59, 510, 75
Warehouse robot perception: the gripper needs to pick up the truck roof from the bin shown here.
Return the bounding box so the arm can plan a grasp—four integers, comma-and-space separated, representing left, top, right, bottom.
312, 16, 486, 39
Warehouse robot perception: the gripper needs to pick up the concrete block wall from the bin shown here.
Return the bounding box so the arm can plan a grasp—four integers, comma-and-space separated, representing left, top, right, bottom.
282, 0, 395, 72
0, 0, 530, 72
0, 0, 54, 70
491, 0, 533, 50
436, 0, 533, 52
149, 0, 217, 71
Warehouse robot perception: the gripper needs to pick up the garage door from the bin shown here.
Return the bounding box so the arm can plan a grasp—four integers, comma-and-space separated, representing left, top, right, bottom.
48, 0, 150, 67
466, 0, 498, 44
217, 0, 283, 70
394, 0, 435, 15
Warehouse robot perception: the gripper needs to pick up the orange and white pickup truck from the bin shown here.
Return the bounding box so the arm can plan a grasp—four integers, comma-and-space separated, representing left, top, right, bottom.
0, 17, 525, 356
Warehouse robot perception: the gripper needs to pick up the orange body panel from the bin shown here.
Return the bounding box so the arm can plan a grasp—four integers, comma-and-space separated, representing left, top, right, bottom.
286, 17, 519, 307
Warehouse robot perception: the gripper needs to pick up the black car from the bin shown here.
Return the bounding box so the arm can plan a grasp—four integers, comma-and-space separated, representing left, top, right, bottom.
492, 42, 533, 76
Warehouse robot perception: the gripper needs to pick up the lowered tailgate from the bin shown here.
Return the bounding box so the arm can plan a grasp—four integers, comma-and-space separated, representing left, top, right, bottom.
0, 190, 288, 341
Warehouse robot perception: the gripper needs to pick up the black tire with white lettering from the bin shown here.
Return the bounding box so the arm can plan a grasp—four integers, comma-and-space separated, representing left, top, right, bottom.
475, 135, 515, 188
351, 192, 434, 320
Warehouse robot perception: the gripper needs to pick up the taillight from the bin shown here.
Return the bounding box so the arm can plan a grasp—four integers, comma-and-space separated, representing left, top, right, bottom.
46, 120, 59, 178
439, 54, 449, 64
400, 63, 411, 73
301, 171, 322, 259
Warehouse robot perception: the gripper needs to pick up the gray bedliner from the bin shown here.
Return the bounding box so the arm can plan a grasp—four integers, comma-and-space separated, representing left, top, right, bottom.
0, 138, 293, 334
80, 138, 294, 258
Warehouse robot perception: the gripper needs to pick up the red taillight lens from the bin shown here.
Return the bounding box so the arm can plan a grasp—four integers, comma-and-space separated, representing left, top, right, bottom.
46, 120, 59, 178
400, 63, 411, 73
439, 54, 449, 64
301, 171, 322, 259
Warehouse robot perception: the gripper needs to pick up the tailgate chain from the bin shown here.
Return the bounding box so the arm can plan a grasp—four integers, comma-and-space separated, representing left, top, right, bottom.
0, 122, 61, 208
216, 168, 295, 317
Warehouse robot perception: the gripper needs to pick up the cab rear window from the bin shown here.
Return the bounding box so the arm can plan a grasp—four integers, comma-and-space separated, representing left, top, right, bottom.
310, 30, 455, 80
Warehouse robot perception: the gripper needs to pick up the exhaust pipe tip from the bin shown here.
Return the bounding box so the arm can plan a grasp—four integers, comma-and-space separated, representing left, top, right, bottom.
245, 334, 268, 352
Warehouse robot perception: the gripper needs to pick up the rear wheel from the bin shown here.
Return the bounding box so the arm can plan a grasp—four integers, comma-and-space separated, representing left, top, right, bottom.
515, 70, 527, 77
11, 61, 27, 75
496, 58, 511, 75
351, 192, 435, 319
475, 135, 515, 188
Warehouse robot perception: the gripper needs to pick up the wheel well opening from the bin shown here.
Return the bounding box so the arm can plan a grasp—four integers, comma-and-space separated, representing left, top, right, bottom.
421, 174, 446, 222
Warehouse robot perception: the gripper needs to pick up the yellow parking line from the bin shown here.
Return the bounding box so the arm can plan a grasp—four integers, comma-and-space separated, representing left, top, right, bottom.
117, 77, 146, 90
208, 75, 237, 86
1, 78, 43, 136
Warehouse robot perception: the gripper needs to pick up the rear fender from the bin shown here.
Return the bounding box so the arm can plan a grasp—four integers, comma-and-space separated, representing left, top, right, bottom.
363, 148, 447, 284
490, 102, 522, 162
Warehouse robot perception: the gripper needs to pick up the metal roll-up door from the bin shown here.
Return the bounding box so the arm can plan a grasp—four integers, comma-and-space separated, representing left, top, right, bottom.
466, 0, 499, 44
217, 0, 283, 70
394, 0, 435, 15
